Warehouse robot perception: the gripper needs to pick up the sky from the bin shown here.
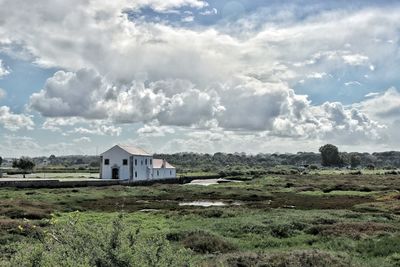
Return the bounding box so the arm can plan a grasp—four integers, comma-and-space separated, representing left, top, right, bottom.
0, 0, 400, 157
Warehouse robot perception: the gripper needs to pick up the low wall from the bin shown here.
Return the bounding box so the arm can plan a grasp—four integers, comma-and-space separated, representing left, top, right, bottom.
0, 175, 222, 189
0, 179, 120, 188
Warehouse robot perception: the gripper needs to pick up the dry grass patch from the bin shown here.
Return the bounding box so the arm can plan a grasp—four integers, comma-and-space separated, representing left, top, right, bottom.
307, 222, 397, 239
0, 200, 53, 220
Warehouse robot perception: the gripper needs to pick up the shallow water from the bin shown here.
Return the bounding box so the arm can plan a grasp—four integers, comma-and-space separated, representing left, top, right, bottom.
179, 200, 243, 207
179, 201, 227, 207
188, 178, 242, 186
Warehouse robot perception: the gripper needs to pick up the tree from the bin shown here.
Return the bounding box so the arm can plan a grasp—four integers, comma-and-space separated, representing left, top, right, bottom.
12, 157, 35, 178
350, 154, 361, 169
0, 156, 3, 178
319, 144, 342, 166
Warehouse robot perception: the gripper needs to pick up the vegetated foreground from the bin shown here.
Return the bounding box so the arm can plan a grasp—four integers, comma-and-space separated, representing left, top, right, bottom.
0, 173, 400, 266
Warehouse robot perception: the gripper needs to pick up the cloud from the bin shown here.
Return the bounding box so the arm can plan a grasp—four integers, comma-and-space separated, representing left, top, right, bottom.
342, 54, 369, 66
0, 60, 11, 78
0, 106, 34, 131
73, 136, 91, 143
30, 69, 106, 118
181, 15, 194, 22
365, 92, 380, 98
0, 135, 89, 157
132, 0, 208, 12
306, 72, 328, 79
200, 8, 217, 16
345, 81, 362, 86
42, 117, 85, 132
29, 68, 381, 144
0, 88, 6, 99
359, 87, 400, 120
71, 122, 122, 136
2, 1, 400, 151
137, 120, 175, 136
0, 135, 40, 156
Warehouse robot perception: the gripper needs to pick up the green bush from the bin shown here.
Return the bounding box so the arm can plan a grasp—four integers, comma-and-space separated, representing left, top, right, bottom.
270, 223, 303, 239
215, 249, 351, 267
356, 235, 400, 257
180, 230, 236, 254
2, 213, 193, 267
309, 165, 319, 170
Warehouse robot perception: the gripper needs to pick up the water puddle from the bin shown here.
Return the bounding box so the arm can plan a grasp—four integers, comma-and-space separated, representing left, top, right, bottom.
139, 209, 160, 212
179, 201, 243, 207
188, 178, 242, 186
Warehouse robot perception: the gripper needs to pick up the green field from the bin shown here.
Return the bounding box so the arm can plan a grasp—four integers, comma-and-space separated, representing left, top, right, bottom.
1, 172, 400, 266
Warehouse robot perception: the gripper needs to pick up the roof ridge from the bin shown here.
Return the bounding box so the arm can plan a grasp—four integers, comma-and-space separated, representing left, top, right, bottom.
116, 144, 151, 156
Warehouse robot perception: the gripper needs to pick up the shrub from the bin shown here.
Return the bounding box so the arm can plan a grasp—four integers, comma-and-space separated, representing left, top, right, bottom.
309, 165, 319, 170
180, 230, 236, 254
366, 164, 375, 170
356, 235, 400, 257
270, 224, 296, 238
3, 213, 193, 267
383, 166, 395, 170
198, 209, 224, 218
216, 250, 351, 267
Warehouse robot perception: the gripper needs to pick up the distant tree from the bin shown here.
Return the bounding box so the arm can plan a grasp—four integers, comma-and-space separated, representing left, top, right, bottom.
350, 154, 361, 169
0, 156, 3, 178
89, 161, 100, 168
319, 144, 342, 166
12, 157, 35, 178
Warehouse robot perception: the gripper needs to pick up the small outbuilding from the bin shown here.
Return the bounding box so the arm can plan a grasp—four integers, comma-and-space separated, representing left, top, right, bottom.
100, 144, 176, 181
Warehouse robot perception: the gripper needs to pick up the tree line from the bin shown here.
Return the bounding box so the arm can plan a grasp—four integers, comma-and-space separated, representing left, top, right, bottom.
1, 145, 400, 175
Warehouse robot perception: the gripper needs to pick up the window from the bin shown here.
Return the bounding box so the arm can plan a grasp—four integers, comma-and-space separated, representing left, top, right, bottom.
157, 170, 159, 176
123, 159, 128, 165
145, 159, 147, 165
150, 159, 152, 165
135, 171, 137, 178
104, 159, 109, 165
170, 170, 172, 175
141, 160, 143, 165
135, 159, 137, 165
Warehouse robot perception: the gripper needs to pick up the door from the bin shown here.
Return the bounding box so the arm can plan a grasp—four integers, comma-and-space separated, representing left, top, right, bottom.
112, 168, 119, 179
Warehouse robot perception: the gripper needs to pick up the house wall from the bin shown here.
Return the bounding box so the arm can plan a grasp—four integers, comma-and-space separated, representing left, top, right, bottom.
100, 146, 153, 181
153, 168, 176, 179
100, 146, 131, 180
131, 155, 153, 181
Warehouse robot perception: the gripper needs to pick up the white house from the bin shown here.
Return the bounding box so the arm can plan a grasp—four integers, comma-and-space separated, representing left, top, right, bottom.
99, 144, 176, 181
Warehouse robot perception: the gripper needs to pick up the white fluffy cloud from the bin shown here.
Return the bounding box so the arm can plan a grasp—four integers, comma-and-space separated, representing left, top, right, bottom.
71, 123, 122, 136
1, 1, 400, 151
131, 0, 208, 12
42, 117, 86, 132
358, 87, 400, 121
137, 120, 175, 136
0, 59, 10, 78
30, 69, 106, 118
0, 106, 34, 131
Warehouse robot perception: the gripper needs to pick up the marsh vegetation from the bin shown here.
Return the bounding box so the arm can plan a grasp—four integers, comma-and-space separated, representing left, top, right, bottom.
0, 171, 399, 266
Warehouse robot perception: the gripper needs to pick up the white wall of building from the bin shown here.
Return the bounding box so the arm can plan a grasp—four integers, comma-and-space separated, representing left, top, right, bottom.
153, 168, 176, 179
101, 146, 154, 180
101, 146, 177, 181
100, 146, 131, 180
131, 155, 153, 181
